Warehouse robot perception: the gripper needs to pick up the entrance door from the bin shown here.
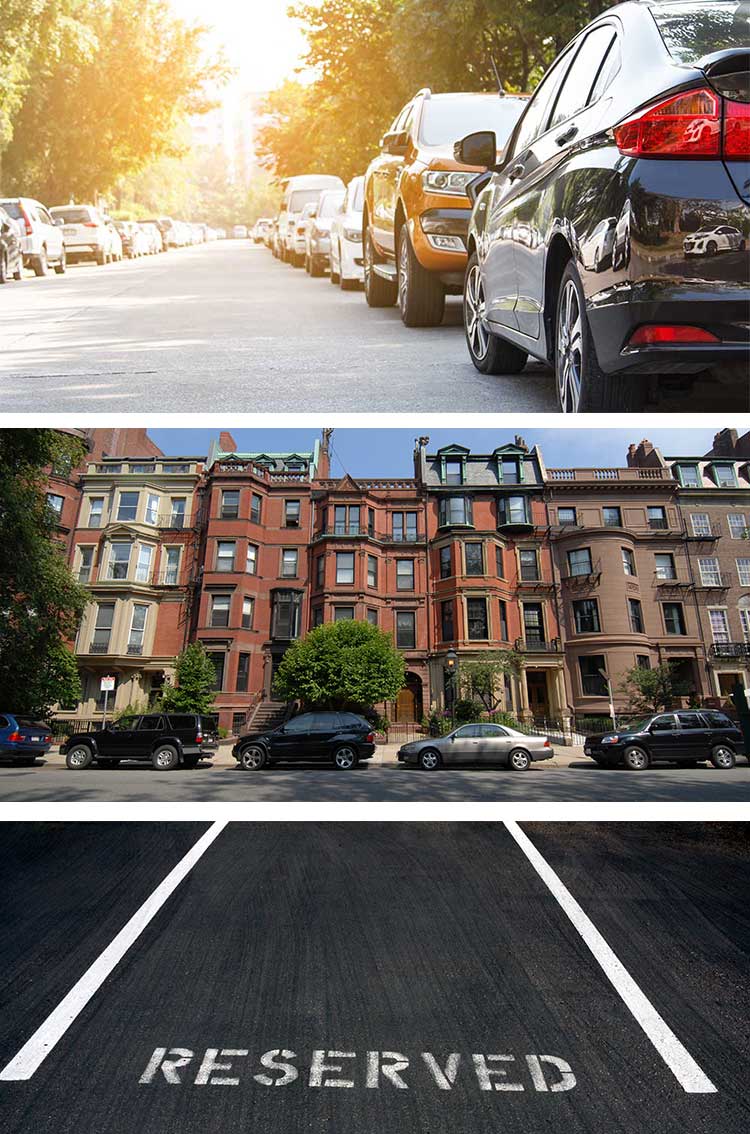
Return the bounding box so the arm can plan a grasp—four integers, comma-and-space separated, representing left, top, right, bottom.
526, 671, 549, 718
718, 672, 742, 702
396, 687, 417, 723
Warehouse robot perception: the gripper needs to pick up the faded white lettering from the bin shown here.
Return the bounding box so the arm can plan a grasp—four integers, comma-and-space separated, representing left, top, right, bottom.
139, 1047, 194, 1084
472, 1054, 524, 1091
421, 1052, 461, 1089
526, 1054, 576, 1092
309, 1050, 356, 1088
365, 1051, 409, 1089
194, 1047, 248, 1086
253, 1049, 299, 1087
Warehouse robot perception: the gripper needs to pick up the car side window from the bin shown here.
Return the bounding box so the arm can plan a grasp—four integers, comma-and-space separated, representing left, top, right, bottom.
480, 724, 508, 737
309, 713, 335, 732
548, 26, 617, 130
0, 716, 8, 728
454, 724, 479, 738
588, 35, 621, 105
509, 48, 575, 158
114, 716, 139, 731
650, 715, 676, 732
39, 207, 55, 226
139, 715, 164, 730
676, 712, 703, 730
283, 715, 311, 733
702, 711, 734, 728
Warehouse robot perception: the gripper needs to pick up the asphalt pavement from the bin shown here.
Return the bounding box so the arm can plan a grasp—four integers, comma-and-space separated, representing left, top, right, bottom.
0, 822, 747, 1133
0, 242, 743, 412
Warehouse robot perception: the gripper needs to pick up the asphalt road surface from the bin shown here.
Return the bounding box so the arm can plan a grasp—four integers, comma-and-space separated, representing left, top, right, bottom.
0, 822, 748, 1134
0, 242, 744, 412
3, 758, 750, 801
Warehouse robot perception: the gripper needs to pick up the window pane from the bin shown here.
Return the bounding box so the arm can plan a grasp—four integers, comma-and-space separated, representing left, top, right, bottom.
467, 598, 488, 640
396, 611, 416, 648
465, 543, 483, 576
336, 552, 355, 584
396, 559, 414, 590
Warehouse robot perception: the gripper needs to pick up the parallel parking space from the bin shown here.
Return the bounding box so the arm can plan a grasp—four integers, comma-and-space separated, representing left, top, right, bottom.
0, 824, 746, 1132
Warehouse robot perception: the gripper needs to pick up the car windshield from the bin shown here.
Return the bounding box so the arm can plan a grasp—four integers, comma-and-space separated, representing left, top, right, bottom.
51, 207, 94, 223
289, 189, 322, 212
419, 96, 526, 147
620, 718, 653, 733
1, 202, 22, 219
651, 1, 750, 64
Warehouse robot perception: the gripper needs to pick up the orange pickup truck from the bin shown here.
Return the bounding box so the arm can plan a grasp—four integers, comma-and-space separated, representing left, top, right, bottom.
362, 88, 527, 326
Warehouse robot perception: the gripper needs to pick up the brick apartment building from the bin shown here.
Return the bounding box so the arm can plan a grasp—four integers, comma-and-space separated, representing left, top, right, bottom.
47, 427, 750, 731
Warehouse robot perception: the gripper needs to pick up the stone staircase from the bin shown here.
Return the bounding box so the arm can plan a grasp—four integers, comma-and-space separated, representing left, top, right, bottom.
246, 700, 290, 733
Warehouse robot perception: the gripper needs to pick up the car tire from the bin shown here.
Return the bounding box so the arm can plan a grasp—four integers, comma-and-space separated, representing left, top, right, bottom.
240, 744, 267, 771
151, 744, 179, 770
418, 748, 441, 771
555, 261, 648, 412
330, 249, 340, 284
364, 228, 397, 307
464, 252, 528, 375
33, 249, 49, 277
710, 744, 736, 769
739, 239, 746, 252
0, 253, 7, 284
95, 249, 106, 266
54, 249, 66, 274
66, 745, 93, 770
706, 240, 718, 255
304, 254, 311, 273
623, 745, 650, 771
508, 748, 531, 771
333, 745, 359, 770
310, 255, 324, 278
397, 225, 445, 327
13, 258, 22, 280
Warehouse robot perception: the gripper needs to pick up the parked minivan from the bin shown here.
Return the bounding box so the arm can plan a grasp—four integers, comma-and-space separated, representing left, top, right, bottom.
0, 196, 66, 276
278, 174, 345, 266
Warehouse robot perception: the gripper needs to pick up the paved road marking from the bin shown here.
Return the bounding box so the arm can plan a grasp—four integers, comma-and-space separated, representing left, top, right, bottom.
505, 821, 717, 1094
0, 821, 227, 1081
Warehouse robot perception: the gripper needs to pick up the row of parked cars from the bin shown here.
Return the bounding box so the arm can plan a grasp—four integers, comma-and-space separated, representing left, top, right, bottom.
0, 197, 220, 282
1, 707, 746, 773
256, 1, 749, 412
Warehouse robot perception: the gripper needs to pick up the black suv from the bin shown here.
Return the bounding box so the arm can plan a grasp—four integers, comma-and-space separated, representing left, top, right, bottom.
232, 711, 375, 771
584, 710, 744, 770
61, 713, 219, 771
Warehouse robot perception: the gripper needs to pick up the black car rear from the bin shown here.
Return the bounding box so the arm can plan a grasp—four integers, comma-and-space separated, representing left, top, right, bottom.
464, 0, 750, 412
584, 709, 745, 769
233, 711, 376, 771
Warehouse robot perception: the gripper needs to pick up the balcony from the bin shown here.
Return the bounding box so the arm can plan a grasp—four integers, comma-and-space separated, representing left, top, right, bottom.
547, 467, 672, 482
709, 642, 750, 660
88, 641, 111, 654
653, 570, 693, 588
515, 637, 561, 653
684, 522, 721, 540
127, 643, 144, 655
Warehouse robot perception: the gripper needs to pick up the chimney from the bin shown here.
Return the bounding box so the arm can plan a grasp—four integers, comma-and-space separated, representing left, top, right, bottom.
514, 434, 528, 452
219, 431, 238, 454
626, 438, 662, 468
413, 436, 429, 482
708, 428, 739, 457
317, 428, 333, 479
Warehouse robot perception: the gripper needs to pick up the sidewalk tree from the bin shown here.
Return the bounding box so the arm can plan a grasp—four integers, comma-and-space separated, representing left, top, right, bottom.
162, 643, 217, 715
273, 619, 407, 710
458, 649, 523, 716
0, 428, 89, 719
619, 661, 690, 714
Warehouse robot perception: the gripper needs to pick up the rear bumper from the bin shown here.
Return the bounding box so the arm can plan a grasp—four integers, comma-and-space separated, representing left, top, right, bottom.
0, 742, 52, 756
532, 748, 554, 761
358, 744, 376, 759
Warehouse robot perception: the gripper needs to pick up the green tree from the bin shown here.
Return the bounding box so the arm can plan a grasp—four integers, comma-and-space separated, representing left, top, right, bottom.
273, 619, 406, 710
620, 661, 690, 715
162, 642, 217, 715
458, 649, 523, 715
0, 428, 89, 718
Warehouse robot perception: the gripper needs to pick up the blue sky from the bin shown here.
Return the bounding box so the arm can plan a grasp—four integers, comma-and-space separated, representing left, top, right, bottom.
149, 427, 734, 477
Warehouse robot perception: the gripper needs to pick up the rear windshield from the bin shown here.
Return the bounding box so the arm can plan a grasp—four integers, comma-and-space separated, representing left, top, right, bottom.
200, 716, 218, 733
16, 718, 47, 729
651, 2, 750, 64
289, 189, 322, 212
1, 202, 22, 219
419, 96, 527, 147
166, 714, 196, 730
51, 207, 96, 223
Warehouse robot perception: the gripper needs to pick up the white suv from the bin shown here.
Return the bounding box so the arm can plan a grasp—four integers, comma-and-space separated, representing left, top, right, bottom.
49, 204, 110, 265
330, 175, 364, 289
0, 197, 66, 276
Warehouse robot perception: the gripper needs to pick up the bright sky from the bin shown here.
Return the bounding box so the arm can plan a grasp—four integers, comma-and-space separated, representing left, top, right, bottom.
148, 428, 734, 476
171, 0, 308, 92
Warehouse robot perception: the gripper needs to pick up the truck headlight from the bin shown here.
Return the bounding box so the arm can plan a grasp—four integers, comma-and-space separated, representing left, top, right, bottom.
422, 170, 474, 196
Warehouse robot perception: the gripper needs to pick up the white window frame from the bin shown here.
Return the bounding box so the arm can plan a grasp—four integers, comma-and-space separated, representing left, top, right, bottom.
690, 513, 711, 537
117, 491, 139, 522
737, 558, 750, 587
163, 545, 181, 585
145, 493, 160, 525
281, 548, 298, 577
246, 544, 258, 575
698, 557, 721, 586
107, 541, 132, 580
128, 604, 149, 649
134, 543, 153, 583
216, 540, 236, 572
708, 608, 730, 645
728, 513, 748, 539
76, 545, 95, 583
88, 497, 105, 527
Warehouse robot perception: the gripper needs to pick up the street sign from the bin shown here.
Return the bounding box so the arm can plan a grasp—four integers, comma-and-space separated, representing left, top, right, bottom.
100, 675, 115, 692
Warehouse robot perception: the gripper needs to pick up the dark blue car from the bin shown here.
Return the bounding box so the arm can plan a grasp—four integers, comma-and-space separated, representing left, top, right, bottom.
0, 714, 53, 764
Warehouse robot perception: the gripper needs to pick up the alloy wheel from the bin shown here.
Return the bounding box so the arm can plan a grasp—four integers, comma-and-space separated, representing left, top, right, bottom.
334, 746, 356, 770
557, 278, 583, 413
397, 231, 409, 315
67, 747, 90, 768
154, 747, 176, 769
465, 264, 489, 360
242, 745, 266, 770
713, 746, 734, 769
509, 749, 530, 771
420, 750, 440, 770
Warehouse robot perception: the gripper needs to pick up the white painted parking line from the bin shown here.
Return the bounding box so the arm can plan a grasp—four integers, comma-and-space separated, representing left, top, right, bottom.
0, 821, 227, 1082
505, 821, 717, 1094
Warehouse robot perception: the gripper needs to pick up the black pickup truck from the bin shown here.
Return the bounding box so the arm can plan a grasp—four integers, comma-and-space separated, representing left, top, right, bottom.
61, 712, 219, 771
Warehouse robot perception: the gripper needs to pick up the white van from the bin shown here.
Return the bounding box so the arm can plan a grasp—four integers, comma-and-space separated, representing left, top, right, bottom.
278, 175, 344, 267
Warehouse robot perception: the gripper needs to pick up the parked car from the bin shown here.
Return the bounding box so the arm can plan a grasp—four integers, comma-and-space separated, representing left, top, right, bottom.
294, 202, 318, 266
279, 175, 345, 265
103, 217, 123, 262
363, 90, 528, 326
0, 714, 52, 765
397, 723, 553, 770
460, 0, 750, 412
232, 224, 248, 239
583, 710, 745, 770
49, 203, 110, 265
252, 218, 272, 243
139, 221, 162, 255
0, 205, 23, 283
330, 175, 365, 288
233, 711, 375, 770
683, 225, 746, 256
305, 187, 345, 276
0, 196, 66, 276
61, 712, 219, 770
138, 217, 171, 250
215, 226, 227, 240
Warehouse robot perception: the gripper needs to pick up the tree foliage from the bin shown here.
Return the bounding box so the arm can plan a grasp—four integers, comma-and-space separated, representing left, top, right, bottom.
0, 429, 89, 718
273, 619, 407, 710
458, 649, 523, 714
619, 662, 690, 715
0, 0, 228, 204
161, 642, 217, 715
257, 0, 609, 180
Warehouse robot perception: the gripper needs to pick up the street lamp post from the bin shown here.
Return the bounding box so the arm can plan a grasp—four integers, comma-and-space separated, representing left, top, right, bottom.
445, 649, 458, 731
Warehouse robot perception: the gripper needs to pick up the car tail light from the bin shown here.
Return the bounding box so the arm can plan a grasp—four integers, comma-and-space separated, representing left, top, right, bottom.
196, 732, 203, 743
543, 739, 551, 748
628, 324, 720, 346
366, 732, 374, 743
84, 221, 99, 228
724, 97, 750, 157
19, 206, 33, 235
7, 731, 20, 742
614, 87, 721, 157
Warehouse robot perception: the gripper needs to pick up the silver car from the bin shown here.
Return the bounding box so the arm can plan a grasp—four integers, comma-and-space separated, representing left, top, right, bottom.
397, 722, 554, 771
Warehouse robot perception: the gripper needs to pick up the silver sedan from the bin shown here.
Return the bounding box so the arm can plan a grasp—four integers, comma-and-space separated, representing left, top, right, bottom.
397, 723, 554, 771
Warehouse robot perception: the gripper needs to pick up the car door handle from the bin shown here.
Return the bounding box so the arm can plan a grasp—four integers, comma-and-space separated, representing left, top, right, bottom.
508, 162, 525, 182
555, 125, 578, 146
